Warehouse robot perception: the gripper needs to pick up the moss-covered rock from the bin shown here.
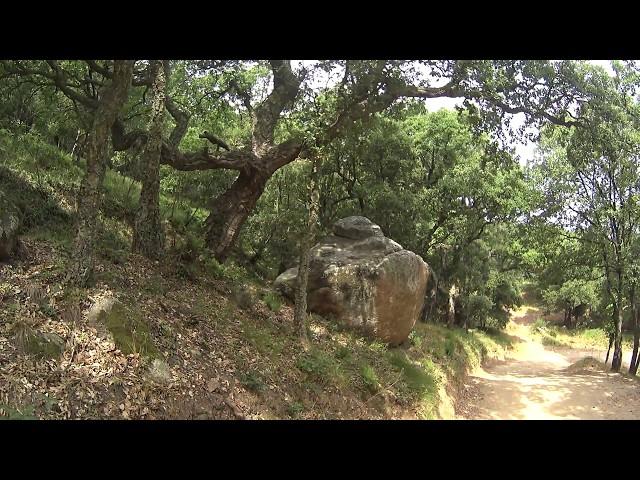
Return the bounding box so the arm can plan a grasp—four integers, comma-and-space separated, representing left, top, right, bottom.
89, 297, 158, 358
24, 332, 65, 360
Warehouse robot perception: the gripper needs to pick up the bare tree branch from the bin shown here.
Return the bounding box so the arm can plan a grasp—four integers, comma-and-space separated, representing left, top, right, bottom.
199, 131, 230, 151
251, 60, 302, 155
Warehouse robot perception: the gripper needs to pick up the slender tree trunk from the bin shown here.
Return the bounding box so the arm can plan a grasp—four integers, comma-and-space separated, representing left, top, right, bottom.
71, 129, 81, 157
629, 291, 639, 375
605, 333, 614, 365
611, 296, 624, 372
423, 269, 438, 323
132, 60, 166, 260
630, 329, 639, 376
293, 157, 320, 343
204, 168, 268, 263
67, 60, 134, 286
447, 284, 457, 329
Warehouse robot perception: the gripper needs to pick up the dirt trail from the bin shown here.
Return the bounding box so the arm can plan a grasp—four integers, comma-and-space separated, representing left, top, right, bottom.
458, 308, 640, 420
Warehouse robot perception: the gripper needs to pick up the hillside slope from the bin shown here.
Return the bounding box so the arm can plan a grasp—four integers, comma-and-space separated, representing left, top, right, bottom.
0, 133, 515, 420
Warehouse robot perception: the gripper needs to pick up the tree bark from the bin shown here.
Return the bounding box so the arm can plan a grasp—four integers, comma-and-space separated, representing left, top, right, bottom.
630, 328, 639, 376
605, 333, 614, 365
203, 168, 269, 263
66, 60, 134, 286
293, 157, 320, 342
132, 60, 166, 260
568, 308, 574, 329
611, 299, 624, 372
630, 299, 639, 375
447, 284, 457, 329
425, 275, 438, 323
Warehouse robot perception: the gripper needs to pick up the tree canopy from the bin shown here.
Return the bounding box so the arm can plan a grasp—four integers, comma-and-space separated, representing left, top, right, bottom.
2, 59, 640, 375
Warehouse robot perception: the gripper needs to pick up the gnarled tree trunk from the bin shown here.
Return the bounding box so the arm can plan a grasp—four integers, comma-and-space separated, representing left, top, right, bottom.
204, 168, 269, 263
132, 60, 166, 259
67, 61, 134, 286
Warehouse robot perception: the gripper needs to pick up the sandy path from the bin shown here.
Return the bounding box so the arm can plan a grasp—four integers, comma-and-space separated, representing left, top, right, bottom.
457, 312, 640, 420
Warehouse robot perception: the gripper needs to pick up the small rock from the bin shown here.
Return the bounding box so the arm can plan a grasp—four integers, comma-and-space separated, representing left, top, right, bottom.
333, 216, 383, 240
148, 359, 172, 385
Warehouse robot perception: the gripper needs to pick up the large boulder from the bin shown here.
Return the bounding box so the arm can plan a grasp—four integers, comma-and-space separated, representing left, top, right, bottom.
0, 191, 21, 260
275, 216, 429, 345
273, 268, 298, 299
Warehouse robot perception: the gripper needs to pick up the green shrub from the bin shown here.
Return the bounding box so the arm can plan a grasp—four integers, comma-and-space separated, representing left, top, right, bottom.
444, 338, 455, 357
39, 303, 57, 318
239, 370, 265, 392
531, 317, 548, 333
96, 222, 129, 265
334, 345, 352, 360
296, 349, 344, 385
286, 401, 305, 418
262, 291, 283, 312
231, 286, 254, 310
408, 330, 424, 348
361, 364, 380, 393
178, 232, 204, 264
0, 403, 37, 420
388, 350, 436, 398
103, 170, 140, 219
0, 165, 71, 231
243, 322, 284, 356
203, 257, 226, 279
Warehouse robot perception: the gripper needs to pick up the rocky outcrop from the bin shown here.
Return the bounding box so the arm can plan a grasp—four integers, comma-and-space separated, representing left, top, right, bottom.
274, 216, 430, 345
0, 191, 21, 260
